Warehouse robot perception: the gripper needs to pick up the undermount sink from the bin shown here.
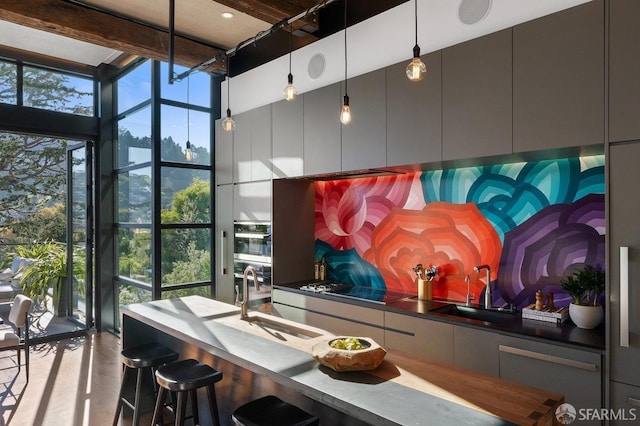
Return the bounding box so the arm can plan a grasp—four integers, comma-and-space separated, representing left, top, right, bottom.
244, 315, 324, 340
431, 304, 516, 324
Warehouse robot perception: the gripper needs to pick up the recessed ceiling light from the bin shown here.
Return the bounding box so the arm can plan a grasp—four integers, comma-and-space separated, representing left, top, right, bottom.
221, 12, 234, 19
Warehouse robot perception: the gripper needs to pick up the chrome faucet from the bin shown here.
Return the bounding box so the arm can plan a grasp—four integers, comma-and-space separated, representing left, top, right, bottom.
474, 264, 492, 309
465, 275, 475, 306
240, 265, 258, 319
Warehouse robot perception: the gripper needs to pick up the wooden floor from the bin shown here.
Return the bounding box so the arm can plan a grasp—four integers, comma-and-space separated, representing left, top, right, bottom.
0, 331, 141, 426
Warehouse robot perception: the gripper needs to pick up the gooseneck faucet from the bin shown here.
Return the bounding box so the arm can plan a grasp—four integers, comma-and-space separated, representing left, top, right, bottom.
240, 265, 258, 319
474, 264, 492, 309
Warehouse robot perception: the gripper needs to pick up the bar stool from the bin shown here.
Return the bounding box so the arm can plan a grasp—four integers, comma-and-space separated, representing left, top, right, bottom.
232, 395, 319, 426
113, 342, 179, 426
151, 358, 223, 426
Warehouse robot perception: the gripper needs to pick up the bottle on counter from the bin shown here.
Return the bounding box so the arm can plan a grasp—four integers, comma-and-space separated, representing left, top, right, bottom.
546, 292, 554, 311
535, 290, 544, 311
319, 258, 327, 281
314, 259, 320, 280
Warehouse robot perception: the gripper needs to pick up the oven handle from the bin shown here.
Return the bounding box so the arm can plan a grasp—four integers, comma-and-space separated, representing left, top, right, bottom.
621, 246, 629, 348
221, 231, 227, 275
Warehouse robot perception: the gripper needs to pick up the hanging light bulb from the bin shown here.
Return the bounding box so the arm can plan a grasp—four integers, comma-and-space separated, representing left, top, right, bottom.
406, 0, 426, 82
185, 140, 193, 161
222, 55, 236, 132
283, 23, 297, 101
339, 0, 351, 125
340, 95, 351, 125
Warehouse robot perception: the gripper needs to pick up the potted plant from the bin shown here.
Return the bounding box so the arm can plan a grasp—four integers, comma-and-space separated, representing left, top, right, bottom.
560, 266, 605, 329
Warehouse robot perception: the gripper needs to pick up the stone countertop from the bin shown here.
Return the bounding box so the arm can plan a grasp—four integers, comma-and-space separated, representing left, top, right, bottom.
274, 283, 605, 351
122, 296, 562, 426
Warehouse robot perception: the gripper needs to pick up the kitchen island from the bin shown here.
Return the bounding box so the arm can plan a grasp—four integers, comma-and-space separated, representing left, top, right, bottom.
121, 296, 563, 425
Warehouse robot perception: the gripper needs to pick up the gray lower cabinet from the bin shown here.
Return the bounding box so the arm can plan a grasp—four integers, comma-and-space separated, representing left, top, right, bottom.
499, 337, 602, 412
609, 0, 640, 143
610, 381, 640, 424
272, 98, 304, 178
215, 118, 233, 185
384, 312, 453, 364
442, 29, 512, 161
341, 69, 386, 171
271, 289, 385, 343
512, 0, 604, 152
453, 325, 503, 377
303, 83, 342, 176
215, 184, 234, 304
233, 181, 271, 222
386, 51, 442, 167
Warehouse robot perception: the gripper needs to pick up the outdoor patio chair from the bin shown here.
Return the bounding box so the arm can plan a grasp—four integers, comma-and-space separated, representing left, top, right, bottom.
0, 294, 33, 381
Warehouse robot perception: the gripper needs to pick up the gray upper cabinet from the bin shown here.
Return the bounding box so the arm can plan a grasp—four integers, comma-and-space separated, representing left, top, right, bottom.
341, 69, 386, 171
215, 118, 233, 185
233, 105, 272, 183
442, 29, 512, 161
609, 0, 640, 143
272, 98, 304, 178
513, 0, 604, 152
386, 51, 442, 167
303, 83, 342, 176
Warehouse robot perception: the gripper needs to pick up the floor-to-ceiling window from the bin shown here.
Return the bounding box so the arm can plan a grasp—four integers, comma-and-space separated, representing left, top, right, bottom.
113, 60, 214, 325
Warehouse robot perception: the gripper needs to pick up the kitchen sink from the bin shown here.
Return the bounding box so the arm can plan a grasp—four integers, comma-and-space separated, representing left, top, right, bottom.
431, 304, 517, 324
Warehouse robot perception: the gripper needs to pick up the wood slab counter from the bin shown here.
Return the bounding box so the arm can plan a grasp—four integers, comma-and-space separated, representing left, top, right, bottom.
121, 296, 563, 426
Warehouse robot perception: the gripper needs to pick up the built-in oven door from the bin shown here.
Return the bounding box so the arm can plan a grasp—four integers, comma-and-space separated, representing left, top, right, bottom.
233, 222, 272, 304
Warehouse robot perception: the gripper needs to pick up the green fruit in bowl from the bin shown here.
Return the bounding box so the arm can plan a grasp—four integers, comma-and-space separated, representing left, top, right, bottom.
329, 337, 370, 351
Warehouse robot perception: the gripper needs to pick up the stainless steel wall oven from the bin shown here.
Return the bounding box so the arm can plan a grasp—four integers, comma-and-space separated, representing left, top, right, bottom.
233, 222, 271, 303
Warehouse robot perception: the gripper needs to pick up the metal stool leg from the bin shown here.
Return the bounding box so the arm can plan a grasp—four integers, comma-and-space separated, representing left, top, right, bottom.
132, 366, 144, 426
113, 366, 130, 426
206, 384, 221, 426
151, 386, 167, 426
175, 391, 187, 426
190, 389, 199, 425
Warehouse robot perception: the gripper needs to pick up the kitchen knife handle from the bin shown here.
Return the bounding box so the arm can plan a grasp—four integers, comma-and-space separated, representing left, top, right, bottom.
221, 230, 227, 275
621, 247, 629, 348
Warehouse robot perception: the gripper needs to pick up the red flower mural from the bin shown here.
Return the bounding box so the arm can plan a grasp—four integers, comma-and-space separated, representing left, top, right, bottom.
362, 202, 502, 302
315, 174, 422, 256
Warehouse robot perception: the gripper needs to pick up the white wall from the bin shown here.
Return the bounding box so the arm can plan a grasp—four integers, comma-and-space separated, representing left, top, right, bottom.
222, 0, 591, 115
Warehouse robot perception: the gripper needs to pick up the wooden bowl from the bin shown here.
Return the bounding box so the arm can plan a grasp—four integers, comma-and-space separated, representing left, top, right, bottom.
311, 336, 386, 372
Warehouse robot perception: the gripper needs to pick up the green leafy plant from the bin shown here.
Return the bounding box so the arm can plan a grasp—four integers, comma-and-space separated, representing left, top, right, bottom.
560, 266, 605, 306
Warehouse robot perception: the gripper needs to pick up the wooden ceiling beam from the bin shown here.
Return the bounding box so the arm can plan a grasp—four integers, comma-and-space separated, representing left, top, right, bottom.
0, 0, 226, 72
215, 0, 320, 33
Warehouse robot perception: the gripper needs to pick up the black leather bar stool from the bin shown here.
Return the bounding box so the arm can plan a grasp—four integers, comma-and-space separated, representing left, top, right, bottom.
113, 342, 179, 426
151, 358, 223, 426
232, 395, 319, 426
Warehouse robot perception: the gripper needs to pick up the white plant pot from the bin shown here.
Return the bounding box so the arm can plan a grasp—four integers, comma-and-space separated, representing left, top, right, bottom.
569, 303, 603, 329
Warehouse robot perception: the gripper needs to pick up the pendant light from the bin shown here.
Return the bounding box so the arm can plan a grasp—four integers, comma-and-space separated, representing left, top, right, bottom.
339, 0, 351, 125
185, 74, 193, 160
406, 0, 426, 82
221, 54, 236, 132
283, 23, 297, 101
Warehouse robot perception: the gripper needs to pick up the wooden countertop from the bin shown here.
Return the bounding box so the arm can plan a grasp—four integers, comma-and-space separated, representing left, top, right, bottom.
122, 296, 563, 426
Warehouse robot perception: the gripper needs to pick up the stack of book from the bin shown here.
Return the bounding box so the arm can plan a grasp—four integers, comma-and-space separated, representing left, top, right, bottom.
522, 304, 569, 324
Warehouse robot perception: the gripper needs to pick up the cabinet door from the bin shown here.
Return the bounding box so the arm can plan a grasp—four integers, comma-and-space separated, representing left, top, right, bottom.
442, 29, 512, 161
233, 181, 271, 222
233, 105, 272, 182
303, 83, 341, 175
215, 119, 233, 184
386, 51, 442, 167
610, 381, 640, 425
610, 142, 640, 387
385, 312, 453, 364
272, 98, 304, 178
341, 69, 386, 171
453, 325, 503, 377
609, 0, 640, 143
499, 337, 602, 411
513, 0, 604, 151
215, 184, 234, 303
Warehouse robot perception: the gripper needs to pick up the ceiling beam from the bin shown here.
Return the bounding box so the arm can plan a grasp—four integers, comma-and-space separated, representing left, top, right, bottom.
0, 0, 226, 72
215, 0, 320, 32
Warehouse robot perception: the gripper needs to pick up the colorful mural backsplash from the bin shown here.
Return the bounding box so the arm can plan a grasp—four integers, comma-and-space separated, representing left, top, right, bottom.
314, 155, 605, 310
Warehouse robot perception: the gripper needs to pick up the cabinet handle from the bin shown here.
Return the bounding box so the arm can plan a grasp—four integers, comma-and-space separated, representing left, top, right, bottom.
629, 397, 640, 407
498, 345, 597, 371
621, 247, 630, 348
221, 231, 227, 275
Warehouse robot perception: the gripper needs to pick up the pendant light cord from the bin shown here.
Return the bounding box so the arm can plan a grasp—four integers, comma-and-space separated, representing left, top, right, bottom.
186, 75, 190, 141
227, 55, 231, 114
414, 0, 418, 46
289, 23, 293, 74
344, 0, 348, 95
